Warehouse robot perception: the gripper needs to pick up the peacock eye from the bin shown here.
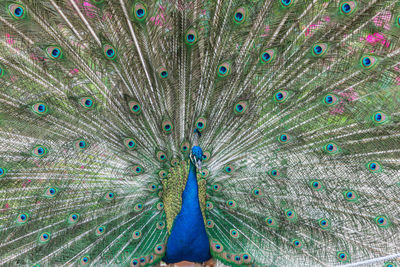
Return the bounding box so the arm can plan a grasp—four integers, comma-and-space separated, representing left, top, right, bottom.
132, 230, 142, 239
336, 251, 349, 262
340, 1, 357, 15
366, 161, 381, 173
0, 167, 7, 178
278, 133, 290, 144
32, 103, 48, 115
274, 90, 289, 103
185, 29, 198, 45
103, 44, 117, 60
312, 43, 328, 57
233, 7, 247, 24
280, 0, 294, 8
323, 93, 339, 106
33, 145, 48, 158
162, 120, 173, 133
372, 111, 388, 124
360, 55, 377, 69
217, 62, 231, 77
134, 3, 147, 21
124, 138, 136, 150
9, 4, 26, 19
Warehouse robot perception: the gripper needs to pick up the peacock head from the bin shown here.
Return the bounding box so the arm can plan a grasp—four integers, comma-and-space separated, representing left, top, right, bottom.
190, 128, 203, 170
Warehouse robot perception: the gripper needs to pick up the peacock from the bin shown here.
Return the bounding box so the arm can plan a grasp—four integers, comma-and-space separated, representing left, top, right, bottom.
0, 0, 399, 266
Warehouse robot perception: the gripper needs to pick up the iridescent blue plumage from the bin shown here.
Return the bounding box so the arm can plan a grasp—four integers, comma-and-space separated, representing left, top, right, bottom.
163, 145, 211, 263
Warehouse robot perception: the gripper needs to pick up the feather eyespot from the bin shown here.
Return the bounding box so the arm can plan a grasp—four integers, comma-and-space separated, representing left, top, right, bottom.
80, 97, 95, 109
211, 241, 224, 253
233, 7, 247, 24
278, 133, 290, 144
274, 90, 289, 103
80, 255, 90, 266
360, 55, 377, 69
212, 184, 222, 192
0, 167, 7, 178
132, 230, 142, 240
0, 66, 5, 78
260, 49, 275, 64
195, 117, 207, 131
285, 209, 297, 222
96, 225, 105, 235
337, 251, 349, 262
32, 145, 48, 158
226, 200, 237, 208
17, 213, 29, 224
156, 202, 164, 211
234, 101, 248, 115
230, 229, 239, 238
384, 262, 396, 267
181, 141, 190, 153
265, 217, 278, 228
375, 215, 390, 228
310, 180, 323, 191
280, 0, 295, 8
340, 1, 357, 15
372, 111, 388, 124
68, 213, 79, 224
148, 184, 158, 192
171, 159, 179, 166
44, 187, 58, 198
206, 219, 214, 228
104, 192, 115, 201
129, 101, 142, 114
162, 120, 173, 134
75, 139, 88, 150
344, 190, 358, 202
323, 143, 339, 154
318, 218, 330, 230
154, 244, 165, 254
224, 164, 234, 174
323, 93, 339, 106
131, 165, 144, 175
202, 151, 210, 161
46, 46, 63, 60
242, 253, 252, 264
124, 138, 136, 150
268, 169, 280, 178
252, 188, 262, 197
9, 4, 26, 19
158, 67, 169, 79
217, 62, 231, 77
32, 103, 48, 115
39, 232, 51, 244
103, 44, 117, 60
312, 43, 328, 57
201, 169, 209, 178
134, 203, 143, 212
157, 221, 165, 230
134, 3, 147, 21
156, 151, 167, 162
158, 170, 168, 179
292, 239, 302, 249
366, 161, 381, 173
185, 29, 198, 45
206, 201, 214, 210
131, 259, 139, 267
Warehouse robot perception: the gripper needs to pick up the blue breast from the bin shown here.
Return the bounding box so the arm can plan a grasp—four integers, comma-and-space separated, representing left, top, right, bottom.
163, 161, 211, 263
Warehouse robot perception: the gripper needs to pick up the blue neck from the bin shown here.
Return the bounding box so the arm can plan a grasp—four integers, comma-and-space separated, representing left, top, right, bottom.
163, 161, 211, 263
